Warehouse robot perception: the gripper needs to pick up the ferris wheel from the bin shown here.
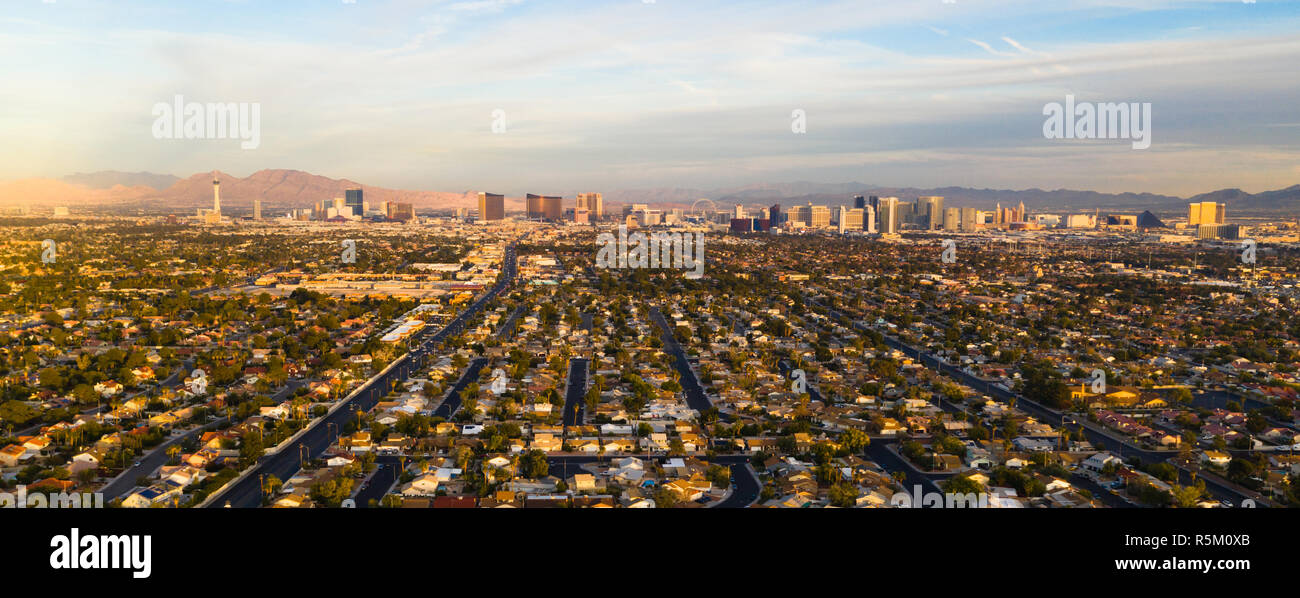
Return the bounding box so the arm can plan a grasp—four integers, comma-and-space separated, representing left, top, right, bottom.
689, 198, 716, 217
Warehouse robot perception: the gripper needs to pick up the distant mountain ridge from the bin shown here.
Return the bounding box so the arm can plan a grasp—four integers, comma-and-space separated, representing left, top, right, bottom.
1, 170, 1297, 215
62, 171, 181, 191
0, 169, 481, 212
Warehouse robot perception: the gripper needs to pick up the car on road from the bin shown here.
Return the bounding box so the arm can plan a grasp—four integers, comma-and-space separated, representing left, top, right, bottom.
133, 461, 142, 467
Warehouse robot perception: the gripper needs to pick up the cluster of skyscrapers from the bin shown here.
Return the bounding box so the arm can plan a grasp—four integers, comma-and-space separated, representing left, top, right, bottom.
477, 192, 603, 223
725, 194, 1062, 236
303, 188, 414, 222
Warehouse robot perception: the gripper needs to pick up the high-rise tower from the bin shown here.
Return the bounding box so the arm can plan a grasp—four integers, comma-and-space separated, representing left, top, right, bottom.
212, 178, 221, 217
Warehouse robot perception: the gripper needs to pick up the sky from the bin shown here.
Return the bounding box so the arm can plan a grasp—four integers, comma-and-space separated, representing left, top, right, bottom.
2, 0, 1299, 197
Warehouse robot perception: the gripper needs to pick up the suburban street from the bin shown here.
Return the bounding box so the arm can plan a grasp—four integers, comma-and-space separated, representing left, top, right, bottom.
648, 307, 715, 414
562, 358, 589, 427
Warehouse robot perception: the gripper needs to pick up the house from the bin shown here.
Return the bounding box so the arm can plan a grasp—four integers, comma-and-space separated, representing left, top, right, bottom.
1201, 450, 1232, 467
326, 453, 357, 468
94, 380, 124, 397
121, 484, 181, 508
571, 473, 598, 492
641, 432, 671, 451
1081, 452, 1122, 476
22, 436, 52, 456
1012, 437, 1056, 453
0, 444, 31, 467
259, 405, 290, 420
530, 433, 562, 453
273, 491, 311, 508
347, 431, 373, 453
70, 450, 103, 474
400, 472, 442, 496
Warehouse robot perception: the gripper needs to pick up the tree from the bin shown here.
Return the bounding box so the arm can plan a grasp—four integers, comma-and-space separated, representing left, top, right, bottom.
265, 474, 283, 497
1170, 483, 1206, 508
942, 474, 985, 496
520, 450, 549, 478
653, 486, 679, 508
839, 429, 870, 454
828, 482, 858, 508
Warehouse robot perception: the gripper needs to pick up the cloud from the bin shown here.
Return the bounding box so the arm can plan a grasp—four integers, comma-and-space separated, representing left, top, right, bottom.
1001, 36, 1039, 55
966, 38, 1016, 57
1, 0, 1298, 195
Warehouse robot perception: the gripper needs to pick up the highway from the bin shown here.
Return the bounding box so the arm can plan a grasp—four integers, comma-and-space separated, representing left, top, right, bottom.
205, 244, 516, 507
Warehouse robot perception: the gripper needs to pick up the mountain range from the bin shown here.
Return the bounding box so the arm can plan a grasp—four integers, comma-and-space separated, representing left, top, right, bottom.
2, 170, 1298, 215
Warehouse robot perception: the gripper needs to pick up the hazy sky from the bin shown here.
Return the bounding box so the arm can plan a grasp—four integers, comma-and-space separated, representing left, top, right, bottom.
3, 0, 1299, 196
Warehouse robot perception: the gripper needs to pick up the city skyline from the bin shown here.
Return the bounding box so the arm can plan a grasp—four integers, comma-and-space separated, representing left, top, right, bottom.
3, 0, 1299, 196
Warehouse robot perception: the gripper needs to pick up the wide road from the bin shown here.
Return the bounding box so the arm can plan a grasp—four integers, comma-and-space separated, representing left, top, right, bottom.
101, 377, 305, 501
206, 244, 516, 507
562, 358, 589, 427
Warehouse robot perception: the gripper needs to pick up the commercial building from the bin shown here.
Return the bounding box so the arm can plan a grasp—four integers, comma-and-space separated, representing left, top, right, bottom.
1189, 202, 1226, 226
1065, 213, 1096, 228
526, 194, 544, 219
387, 202, 415, 222
809, 205, 831, 228
943, 207, 959, 232
1197, 223, 1240, 240
577, 193, 603, 220
786, 205, 809, 228
961, 207, 979, 232
345, 188, 364, 217
879, 197, 900, 235
478, 192, 505, 222
840, 207, 864, 233
919, 196, 944, 230
542, 196, 563, 220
